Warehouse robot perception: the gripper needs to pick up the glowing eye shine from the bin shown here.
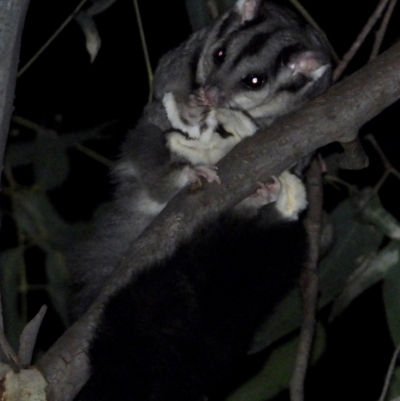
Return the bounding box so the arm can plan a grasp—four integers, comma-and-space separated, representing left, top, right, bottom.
242, 74, 267, 89
213, 47, 226, 65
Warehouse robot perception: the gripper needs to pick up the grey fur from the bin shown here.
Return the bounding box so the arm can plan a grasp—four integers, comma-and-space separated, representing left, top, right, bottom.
68, 0, 332, 318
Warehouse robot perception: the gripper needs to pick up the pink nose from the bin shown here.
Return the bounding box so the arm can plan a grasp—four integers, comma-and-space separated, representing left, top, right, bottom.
198, 86, 219, 107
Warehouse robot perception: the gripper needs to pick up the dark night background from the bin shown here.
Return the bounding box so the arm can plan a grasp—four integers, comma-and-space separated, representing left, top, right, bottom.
2, 0, 400, 400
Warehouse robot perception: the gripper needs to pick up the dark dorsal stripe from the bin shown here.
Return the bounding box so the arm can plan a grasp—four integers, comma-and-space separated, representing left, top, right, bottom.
216, 11, 237, 40
189, 46, 202, 91
217, 5, 269, 41
231, 30, 273, 69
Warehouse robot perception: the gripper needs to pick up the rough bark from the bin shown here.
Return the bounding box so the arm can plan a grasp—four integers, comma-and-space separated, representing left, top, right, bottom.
0, 0, 30, 185
0, 0, 30, 366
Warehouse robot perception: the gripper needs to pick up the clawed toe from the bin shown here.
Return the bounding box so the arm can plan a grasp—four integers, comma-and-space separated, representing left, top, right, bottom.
194, 165, 221, 184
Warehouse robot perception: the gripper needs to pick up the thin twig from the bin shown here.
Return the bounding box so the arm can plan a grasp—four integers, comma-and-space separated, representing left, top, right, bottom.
12, 115, 113, 167
373, 169, 391, 194
370, 0, 398, 60
378, 341, 400, 401
18, 305, 47, 368
365, 134, 400, 192
12, 115, 43, 132
132, 0, 153, 102
290, 158, 323, 401
289, 0, 339, 63
74, 143, 113, 167
324, 174, 355, 192
18, 0, 89, 77
366, 134, 391, 169
365, 134, 392, 170
333, 0, 391, 82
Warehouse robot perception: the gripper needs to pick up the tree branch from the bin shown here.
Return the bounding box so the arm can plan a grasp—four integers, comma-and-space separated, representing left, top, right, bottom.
36, 41, 400, 401
370, 0, 398, 61
333, 0, 391, 81
0, 0, 30, 186
0, 0, 30, 370
290, 158, 323, 401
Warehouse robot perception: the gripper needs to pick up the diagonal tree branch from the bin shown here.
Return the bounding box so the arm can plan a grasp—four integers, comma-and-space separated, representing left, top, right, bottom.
35, 40, 400, 401
333, 0, 392, 81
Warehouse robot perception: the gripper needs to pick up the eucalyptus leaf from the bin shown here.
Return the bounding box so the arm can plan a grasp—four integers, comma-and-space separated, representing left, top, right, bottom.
7, 131, 71, 189
383, 250, 400, 345
386, 367, 400, 400
6, 124, 112, 179
0, 247, 25, 349
76, 13, 102, 63
353, 188, 400, 240
5, 142, 36, 169
33, 132, 70, 189
227, 325, 326, 401
250, 198, 383, 353
85, 0, 117, 15
12, 189, 45, 239
184, 0, 236, 30
11, 187, 77, 249
44, 250, 70, 326
185, 0, 213, 31
318, 196, 384, 305
250, 286, 301, 354
330, 241, 400, 322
